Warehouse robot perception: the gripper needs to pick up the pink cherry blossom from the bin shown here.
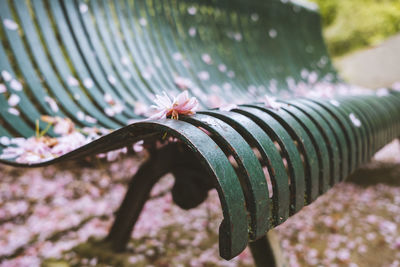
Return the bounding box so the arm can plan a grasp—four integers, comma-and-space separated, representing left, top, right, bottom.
149, 91, 198, 120
103, 93, 124, 115
392, 81, 400, 91
8, 94, 20, 106
349, 113, 362, 127
174, 76, 193, 90
188, 27, 197, 37
97, 147, 128, 161
0, 83, 6, 93
376, 88, 390, 97
133, 140, 144, 152
41, 116, 75, 136
261, 95, 283, 110
51, 132, 87, 156
10, 79, 22, 91
218, 64, 227, 72
3, 19, 19, 31
44, 96, 59, 112
0, 136, 56, 163
219, 103, 237, 111
133, 101, 150, 117
0, 115, 139, 163
201, 53, 212, 64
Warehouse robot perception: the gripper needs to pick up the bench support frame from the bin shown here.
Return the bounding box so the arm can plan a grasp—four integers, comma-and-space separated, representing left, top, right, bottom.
105, 145, 174, 250
105, 143, 213, 249
104, 143, 284, 266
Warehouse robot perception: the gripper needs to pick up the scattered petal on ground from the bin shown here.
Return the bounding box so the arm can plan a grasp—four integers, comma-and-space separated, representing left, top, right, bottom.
0, 140, 399, 266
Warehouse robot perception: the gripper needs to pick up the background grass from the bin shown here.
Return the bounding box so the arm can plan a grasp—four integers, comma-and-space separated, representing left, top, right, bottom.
310, 0, 400, 57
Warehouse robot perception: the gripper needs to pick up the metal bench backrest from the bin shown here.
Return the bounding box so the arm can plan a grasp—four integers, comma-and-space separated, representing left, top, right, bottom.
0, 0, 333, 138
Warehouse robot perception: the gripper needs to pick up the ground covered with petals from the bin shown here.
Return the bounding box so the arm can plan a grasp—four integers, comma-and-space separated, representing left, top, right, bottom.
0, 141, 399, 266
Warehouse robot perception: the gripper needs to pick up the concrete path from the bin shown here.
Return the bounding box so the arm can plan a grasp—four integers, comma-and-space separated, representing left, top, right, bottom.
334, 34, 400, 89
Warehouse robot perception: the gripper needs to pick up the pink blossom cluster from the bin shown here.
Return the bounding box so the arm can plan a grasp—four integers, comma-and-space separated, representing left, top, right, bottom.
0, 117, 144, 164
0, 128, 89, 164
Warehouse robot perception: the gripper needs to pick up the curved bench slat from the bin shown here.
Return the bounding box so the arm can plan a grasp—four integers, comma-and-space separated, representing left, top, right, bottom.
29, 0, 123, 129
201, 110, 290, 226
246, 104, 321, 203
0, 1, 64, 118
181, 113, 270, 240
284, 101, 341, 186
233, 106, 306, 215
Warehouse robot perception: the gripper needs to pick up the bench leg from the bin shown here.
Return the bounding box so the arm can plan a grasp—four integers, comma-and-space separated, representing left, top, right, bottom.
104, 145, 174, 251
249, 230, 288, 267
104, 143, 213, 252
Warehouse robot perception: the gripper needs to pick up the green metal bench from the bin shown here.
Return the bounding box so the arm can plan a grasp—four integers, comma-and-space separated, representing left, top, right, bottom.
0, 0, 399, 265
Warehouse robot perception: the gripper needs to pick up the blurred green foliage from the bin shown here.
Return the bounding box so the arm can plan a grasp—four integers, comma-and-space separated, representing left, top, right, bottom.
310, 0, 400, 57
